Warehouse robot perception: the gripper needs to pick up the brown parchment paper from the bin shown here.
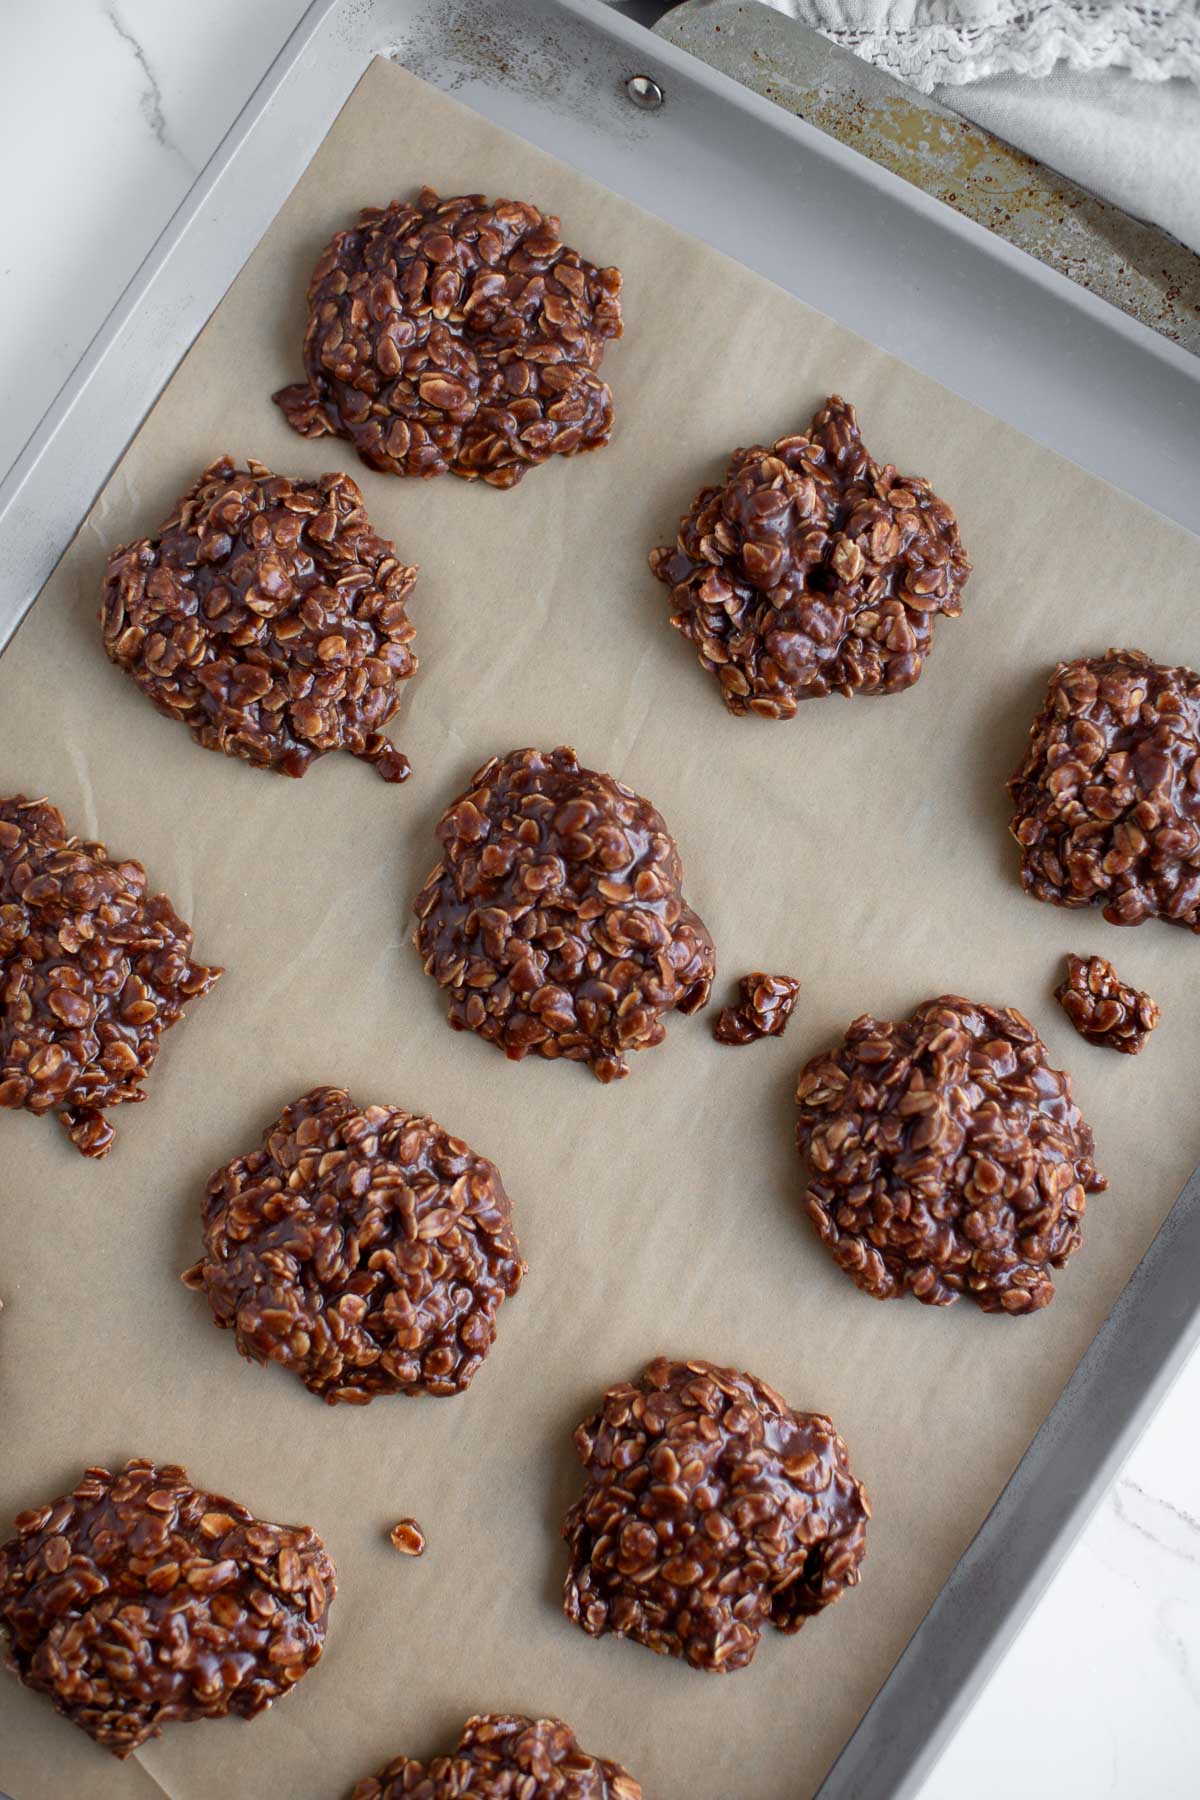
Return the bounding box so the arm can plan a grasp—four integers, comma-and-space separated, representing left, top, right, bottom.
2, 55, 1199, 1800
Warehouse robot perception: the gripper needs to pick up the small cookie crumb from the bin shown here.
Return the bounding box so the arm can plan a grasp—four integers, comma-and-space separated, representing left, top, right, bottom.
1055, 953, 1161, 1054
713, 972, 800, 1045
388, 1518, 426, 1556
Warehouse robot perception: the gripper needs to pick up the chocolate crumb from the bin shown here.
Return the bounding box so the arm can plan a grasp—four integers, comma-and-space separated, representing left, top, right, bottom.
388, 1519, 426, 1557
713, 972, 800, 1044
1055, 953, 1160, 1054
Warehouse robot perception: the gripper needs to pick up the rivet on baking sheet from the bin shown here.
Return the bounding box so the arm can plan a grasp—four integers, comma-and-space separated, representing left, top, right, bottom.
625, 74, 664, 110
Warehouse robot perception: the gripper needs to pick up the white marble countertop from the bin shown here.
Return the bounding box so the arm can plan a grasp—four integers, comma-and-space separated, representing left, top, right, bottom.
2, 3, 1198, 1795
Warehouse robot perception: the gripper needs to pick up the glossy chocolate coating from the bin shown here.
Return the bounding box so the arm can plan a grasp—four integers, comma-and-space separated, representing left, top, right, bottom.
350, 1713, 642, 1799
1056, 952, 1160, 1053
183, 1086, 524, 1403
713, 972, 800, 1044
0, 1460, 333, 1755
101, 458, 418, 782
414, 747, 714, 1082
1009, 647, 1200, 930
275, 187, 622, 489
796, 995, 1107, 1313
0, 796, 220, 1156
650, 396, 969, 716
562, 1357, 868, 1673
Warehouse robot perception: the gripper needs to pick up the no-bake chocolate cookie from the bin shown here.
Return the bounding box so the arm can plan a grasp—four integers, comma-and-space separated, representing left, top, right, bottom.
183, 1086, 524, 1403
1008, 648, 1200, 931
414, 746, 715, 1082
562, 1357, 868, 1674
650, 395, 969, 716
1055, 952, 1160, 1054
101, 458, 418, 782
0, 796, 221, 1157
275, 186, 623, 489
0, 1459, 333, 1755
349, 1714, 641, 1800
796, 995, 1106, 1314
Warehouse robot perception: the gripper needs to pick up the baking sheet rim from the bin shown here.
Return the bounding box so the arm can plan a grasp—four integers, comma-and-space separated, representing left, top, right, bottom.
0, 6, 1197, 1797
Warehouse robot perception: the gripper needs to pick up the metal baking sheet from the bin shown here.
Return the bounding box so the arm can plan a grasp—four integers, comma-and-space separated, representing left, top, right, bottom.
2, 4, 1199, 1797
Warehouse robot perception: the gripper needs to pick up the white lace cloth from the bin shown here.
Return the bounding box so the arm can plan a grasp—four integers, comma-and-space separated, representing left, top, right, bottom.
764, 1, 1200, 92
751, 1, 1200, 251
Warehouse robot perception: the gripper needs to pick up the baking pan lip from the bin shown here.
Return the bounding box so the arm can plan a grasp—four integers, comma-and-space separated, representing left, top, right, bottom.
1, 3, 1198, 1794
818, 1162, 1200, 1798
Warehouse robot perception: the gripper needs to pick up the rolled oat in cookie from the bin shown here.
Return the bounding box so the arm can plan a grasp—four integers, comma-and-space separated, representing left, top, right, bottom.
349, 1713, 642, 1800
650, 395, 969, 716
562, 1357, 868, 1674
275, 186, 622, 489
796, 995, 1106, 1314
101, 458, 418, 782
1008, 647, 1200, 930
387, 1518, 425, 1557
414, 746, 715, 1082
1056, 953, 1160, 1054
0, 796, 221, 1157
0, 1459, 334, 1756
183, 1086, 524, 1403
713, 972, 800, 1044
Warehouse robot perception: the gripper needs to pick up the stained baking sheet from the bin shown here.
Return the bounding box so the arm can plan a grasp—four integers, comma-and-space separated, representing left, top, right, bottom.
2, 48, 1200, 1800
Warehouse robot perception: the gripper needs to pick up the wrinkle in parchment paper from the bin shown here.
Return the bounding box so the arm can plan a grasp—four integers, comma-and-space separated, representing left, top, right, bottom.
1, 55, 1199, 1800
